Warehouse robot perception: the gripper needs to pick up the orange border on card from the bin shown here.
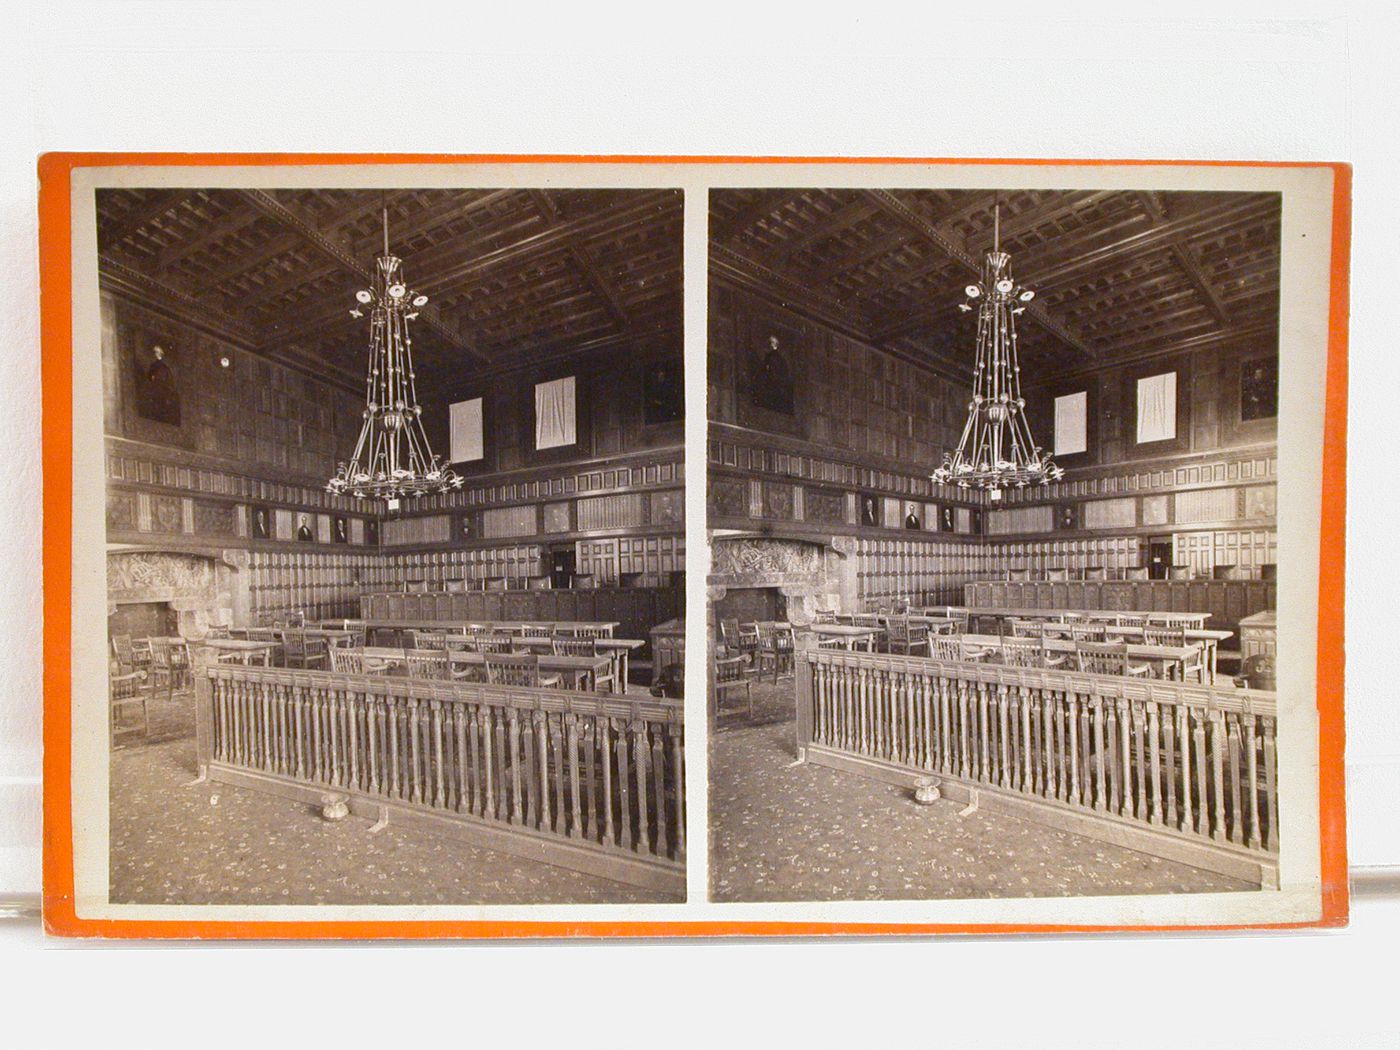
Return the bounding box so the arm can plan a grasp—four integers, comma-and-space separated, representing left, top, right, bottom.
39, 153, 1349, 939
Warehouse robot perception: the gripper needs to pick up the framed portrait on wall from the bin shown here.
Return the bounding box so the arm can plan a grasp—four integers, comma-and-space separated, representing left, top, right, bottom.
364, 517, 379, 546
333, 516, 348, 544
642, 357, 684, 425
250, 504, 271, 540
903, 501, 921, 529
860, 493, 878, 527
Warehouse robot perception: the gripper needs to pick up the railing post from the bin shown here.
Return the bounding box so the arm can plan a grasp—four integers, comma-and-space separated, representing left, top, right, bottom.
794, 631, 817, 762
190, 645, 215, 777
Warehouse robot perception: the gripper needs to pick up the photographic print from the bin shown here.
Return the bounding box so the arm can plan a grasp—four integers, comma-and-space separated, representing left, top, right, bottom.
40, 155, 1345, 939
705, 173, 1342, 925
76, 175, 686, 915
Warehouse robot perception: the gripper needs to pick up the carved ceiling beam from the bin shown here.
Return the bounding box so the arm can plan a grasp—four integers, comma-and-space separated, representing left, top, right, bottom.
412, 192, 676, 293
529, 188, 630, 329
98, 190, 193, 252
710, 190, 802, 243
239, 189, 491, 364
1025, 195, 1278, 289
865, 189, 1097, 359
767, 198, 880, 261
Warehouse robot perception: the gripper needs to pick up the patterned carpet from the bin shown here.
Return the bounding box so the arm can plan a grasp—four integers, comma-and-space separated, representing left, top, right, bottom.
109, 689, 682, 905
710, 697, 1255, 903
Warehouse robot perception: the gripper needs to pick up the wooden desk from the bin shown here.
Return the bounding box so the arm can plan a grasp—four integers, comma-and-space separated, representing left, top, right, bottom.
807, 624, 881, 651
961, 633, 1203, 680
927, 606, 1212, 629
362, 619, 619, 645
1102, 624, 1232, 683
354, 647, 616, 691
446, 650, 615, 692
196, 638, 280, 666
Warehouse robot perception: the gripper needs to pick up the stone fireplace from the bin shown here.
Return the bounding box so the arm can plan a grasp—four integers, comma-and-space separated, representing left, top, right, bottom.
707, 534, 856, 627
106, 547, 250, 638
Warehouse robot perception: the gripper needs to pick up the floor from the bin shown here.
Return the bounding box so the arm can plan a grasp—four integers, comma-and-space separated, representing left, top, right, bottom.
709, 677, 1255, 903
109, 687, 682, 906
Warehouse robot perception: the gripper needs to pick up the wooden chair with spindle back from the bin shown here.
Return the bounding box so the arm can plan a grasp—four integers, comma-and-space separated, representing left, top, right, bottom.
111, 634, 136, 673
329, 647, 366, 674
771, 624, 796, 680
1116, 614, 1147, 627
283, 629, 328, 670
999, 636, 1043, 668
110, 669, 150, 746
552, 636, 616, 692
484, 652, 562, 689
1008, 617, 1045, 638
736, 622, 760, 670
1070, 621, 1109, 643
168, 638, 191, 691
1142, 625, 1205, 682
813, 608, 838, 624
147, 637, 175, 701
1074, 640, 1150, 677
521, 624, 553, 638
713, 649, 753, 721
474, 633, 515, 654
885, 616, 929, 656
931, 635, 989, 662
405, 650, 450, 681
130, 637, 153, 672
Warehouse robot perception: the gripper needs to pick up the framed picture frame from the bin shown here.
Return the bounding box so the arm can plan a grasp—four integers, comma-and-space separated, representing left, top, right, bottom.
250, 503, 271, 540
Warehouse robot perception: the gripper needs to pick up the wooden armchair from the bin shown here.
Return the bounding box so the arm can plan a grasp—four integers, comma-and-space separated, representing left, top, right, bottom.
474, 633, 515, 654
999, 637, 1043, 668
484, 652, 562, 689
283, 629, 328, 670
713, 649, 753, 721
1143, 625, 1206, 682
1008, 617, 1045, 638
329, 648, 367, 674
552, 636, 616, 692
813, 608, 838, 624
111, 634, 136, 672
147, 638, 176, 701
1074, 640, 1151, 677
885, 616, 929, 656
1070, 622, 1109, 642
736, 622, 760, 669
110, 669, 150, 746
404, 650, 451, 681
751, 622, 791, 682
931, 635, 988, 662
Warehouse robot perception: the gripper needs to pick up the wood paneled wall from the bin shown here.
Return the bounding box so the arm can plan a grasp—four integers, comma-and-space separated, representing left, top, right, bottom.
854, 537, 992, 608
420, 343, 683, 475
709, 283, 969, 464
247, 550, 385, 624
102, 294, 363, 484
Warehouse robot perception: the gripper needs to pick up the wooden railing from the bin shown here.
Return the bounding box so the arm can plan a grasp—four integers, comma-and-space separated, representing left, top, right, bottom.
794, 639, 1279, 886
191, 649, 684, 893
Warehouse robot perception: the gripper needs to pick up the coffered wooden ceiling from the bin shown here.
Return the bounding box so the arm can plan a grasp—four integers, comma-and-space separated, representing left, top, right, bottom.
710, 188, 1280, 378
97, 187, 683, 392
